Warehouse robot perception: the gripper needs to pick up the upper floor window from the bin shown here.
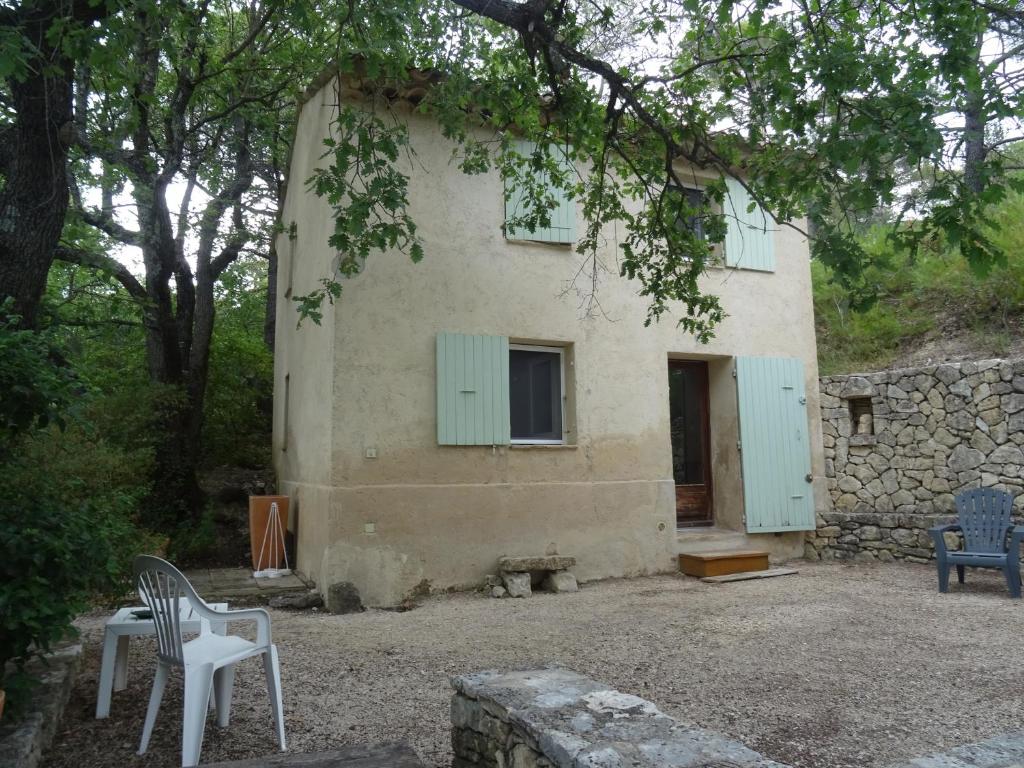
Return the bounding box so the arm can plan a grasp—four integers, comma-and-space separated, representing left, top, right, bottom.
504, 140, 576, 245
671, 185, 708, 241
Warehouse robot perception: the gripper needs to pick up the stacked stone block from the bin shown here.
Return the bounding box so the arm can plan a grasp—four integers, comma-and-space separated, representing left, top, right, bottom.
811, 358, 1024, 562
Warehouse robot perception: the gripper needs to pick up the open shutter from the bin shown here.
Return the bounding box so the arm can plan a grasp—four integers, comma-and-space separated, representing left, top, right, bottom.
736, 357, 815, 532
505, 140, 576, 244
437, 333, 510, 446
724, 178, 775, 272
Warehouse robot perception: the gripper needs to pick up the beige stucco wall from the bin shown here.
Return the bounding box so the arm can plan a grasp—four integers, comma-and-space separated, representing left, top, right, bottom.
274, 81, 825, 605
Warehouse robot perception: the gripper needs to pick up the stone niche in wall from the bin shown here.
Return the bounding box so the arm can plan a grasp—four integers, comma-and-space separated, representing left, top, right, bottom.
810, 358, 1024, 563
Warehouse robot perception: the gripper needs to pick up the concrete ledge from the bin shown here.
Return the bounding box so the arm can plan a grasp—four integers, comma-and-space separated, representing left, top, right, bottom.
450, 667, 789, 768
0, 643, 82, 768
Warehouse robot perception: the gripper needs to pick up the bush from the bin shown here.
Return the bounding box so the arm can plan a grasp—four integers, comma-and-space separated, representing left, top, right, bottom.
0, 471, 140, 715
0, 307, 153, 716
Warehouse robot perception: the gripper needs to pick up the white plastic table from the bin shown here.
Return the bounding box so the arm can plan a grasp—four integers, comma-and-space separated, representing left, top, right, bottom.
95, 601, 228, 719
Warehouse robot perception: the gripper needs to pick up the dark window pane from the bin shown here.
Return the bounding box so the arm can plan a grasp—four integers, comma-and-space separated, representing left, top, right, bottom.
510, 349, 562, 441
672, 186, 706, 241
668, 363, 706, 484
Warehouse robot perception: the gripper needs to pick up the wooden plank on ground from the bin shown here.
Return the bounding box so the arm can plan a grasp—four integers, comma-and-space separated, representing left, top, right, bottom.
203, 743, 426, 768
700, 567, 799, 584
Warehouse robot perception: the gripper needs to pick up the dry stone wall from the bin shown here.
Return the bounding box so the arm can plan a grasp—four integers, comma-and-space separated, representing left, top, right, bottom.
451, 668, 787, 768
810, 358, 1024, 562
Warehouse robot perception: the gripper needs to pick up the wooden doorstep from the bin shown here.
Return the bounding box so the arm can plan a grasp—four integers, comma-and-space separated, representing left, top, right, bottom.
678, 550, 770, 578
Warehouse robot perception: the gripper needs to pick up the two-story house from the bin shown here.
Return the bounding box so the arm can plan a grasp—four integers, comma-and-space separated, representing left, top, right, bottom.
273, 73, 826, 606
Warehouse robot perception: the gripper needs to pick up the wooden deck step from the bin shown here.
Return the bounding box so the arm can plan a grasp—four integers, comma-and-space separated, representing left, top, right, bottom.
678, 550, 770, 578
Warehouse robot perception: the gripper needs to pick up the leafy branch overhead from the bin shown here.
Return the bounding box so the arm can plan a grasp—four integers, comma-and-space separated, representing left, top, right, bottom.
301, 0, 1024, 334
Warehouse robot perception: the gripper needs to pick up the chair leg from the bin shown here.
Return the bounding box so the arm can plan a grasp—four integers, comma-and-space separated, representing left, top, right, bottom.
956, 565, 965, 584
138, 662, 169, 755
937, 561, 950, 593
1005, 562, 1021, 599
263, 645, 286, 751
213, 666, 236, 728
96, 629, 119, 719
182, 663, 214, 768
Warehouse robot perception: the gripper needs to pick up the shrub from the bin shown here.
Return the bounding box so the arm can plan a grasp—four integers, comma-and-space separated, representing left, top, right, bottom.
0, 308, 152, 716
0, 470, 140, 715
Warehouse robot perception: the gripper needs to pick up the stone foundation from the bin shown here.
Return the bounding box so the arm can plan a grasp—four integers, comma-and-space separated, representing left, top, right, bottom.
812, 358, 1024, 561
805, 511, 962, 562
450, 668, 787, 768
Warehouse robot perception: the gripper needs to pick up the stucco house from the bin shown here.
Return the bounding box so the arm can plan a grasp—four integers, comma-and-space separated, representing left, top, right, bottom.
273, 73, 827, 606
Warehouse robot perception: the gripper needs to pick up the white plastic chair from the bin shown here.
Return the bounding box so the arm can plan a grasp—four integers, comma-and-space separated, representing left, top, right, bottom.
133, 555, 286, 767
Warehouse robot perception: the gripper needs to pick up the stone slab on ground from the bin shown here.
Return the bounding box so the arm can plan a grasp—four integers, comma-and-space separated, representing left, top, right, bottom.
0, 644, 81, 768
701, 567, 800, 584
498, 556, 575, 572
451, 667, 790, 768
887, 730, 1024, 768
203, 743, 426, 767
184, 567, 311, 605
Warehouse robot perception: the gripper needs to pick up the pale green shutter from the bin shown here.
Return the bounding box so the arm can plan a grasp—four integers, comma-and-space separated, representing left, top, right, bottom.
736, 357, 815, 532
436, 333, 510, 445
724, 178, 775, 271
505, 141, 576, 244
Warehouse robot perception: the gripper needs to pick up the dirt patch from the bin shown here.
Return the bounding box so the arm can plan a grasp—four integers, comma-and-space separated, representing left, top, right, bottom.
43, 561, 1024, 768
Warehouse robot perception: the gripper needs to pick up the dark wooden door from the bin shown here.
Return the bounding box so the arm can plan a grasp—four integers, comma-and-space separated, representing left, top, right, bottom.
668, 360, 713, 527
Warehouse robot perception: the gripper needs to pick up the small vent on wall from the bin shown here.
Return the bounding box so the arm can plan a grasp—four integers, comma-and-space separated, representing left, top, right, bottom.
848, 397, 873, 436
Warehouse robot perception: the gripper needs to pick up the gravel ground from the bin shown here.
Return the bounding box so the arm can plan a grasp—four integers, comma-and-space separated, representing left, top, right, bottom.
43, 561, 1024, 768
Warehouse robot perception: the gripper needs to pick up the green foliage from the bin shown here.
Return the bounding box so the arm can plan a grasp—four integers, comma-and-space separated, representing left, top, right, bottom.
0, 290, 154, 715
166, 506, 218, 564
0, 451, 145, 716
814, 189, 1024, 374
0, 305, 76, 448
204, 256, 273, 467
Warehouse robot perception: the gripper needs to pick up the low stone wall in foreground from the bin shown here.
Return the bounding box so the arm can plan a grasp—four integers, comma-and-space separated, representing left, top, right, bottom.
450, 667, 787, 768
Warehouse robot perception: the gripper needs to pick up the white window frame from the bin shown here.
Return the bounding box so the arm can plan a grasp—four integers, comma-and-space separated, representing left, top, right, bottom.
509, 343, 566, 445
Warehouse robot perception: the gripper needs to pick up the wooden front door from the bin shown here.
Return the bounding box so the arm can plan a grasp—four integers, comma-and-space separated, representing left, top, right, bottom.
668, 360, 713, 528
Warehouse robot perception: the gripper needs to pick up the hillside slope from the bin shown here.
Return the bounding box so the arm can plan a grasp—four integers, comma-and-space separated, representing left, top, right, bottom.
812, 191, 1024, 375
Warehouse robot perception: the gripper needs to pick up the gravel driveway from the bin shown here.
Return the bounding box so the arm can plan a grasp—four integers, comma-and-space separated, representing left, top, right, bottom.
43, 561, 1024, 768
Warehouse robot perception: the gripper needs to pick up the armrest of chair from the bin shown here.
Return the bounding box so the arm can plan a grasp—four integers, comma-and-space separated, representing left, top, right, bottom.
929, 523, 962, 556
194, 604, 272, 647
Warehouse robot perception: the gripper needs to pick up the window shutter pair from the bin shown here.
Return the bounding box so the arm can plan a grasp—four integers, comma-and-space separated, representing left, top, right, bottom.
504, 140, 576, 244
436, 333, 511, 446
724, 178, 776, 272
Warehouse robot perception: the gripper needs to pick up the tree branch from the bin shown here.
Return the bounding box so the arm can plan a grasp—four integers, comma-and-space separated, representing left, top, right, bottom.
80, 208, 143, 248
53, 245, 147, 301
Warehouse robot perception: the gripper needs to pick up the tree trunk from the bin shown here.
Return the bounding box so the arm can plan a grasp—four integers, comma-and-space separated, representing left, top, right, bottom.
136, 182, 207, 530
963, 39, 988, 197
0, 16, 74, 328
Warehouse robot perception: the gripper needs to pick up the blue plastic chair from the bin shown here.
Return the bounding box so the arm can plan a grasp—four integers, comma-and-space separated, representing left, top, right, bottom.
930, 488, 1024, 598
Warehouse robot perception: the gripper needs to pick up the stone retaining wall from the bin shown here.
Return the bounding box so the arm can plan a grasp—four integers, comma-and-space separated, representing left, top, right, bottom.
810, 358, 1024, 561
0, 644, 81, 768
450, 668, 787, 768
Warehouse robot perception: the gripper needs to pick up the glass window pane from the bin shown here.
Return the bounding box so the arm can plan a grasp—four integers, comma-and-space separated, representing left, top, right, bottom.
671, 186, 706, 241
510, 349, 562, 441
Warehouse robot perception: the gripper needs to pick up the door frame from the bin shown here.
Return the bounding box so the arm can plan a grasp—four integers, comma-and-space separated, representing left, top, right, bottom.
668, 359, 714, 528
